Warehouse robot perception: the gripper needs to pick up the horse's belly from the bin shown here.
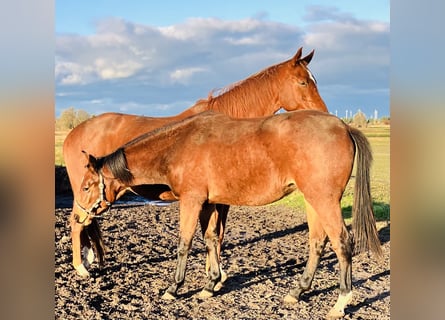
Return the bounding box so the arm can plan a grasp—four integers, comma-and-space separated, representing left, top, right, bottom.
207, 179, 296, 206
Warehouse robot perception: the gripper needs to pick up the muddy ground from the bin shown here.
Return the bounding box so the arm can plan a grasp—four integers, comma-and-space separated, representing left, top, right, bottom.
55, 195, 390, 319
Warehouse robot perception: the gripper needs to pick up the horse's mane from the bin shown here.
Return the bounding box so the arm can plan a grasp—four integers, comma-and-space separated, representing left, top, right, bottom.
99, 148, 134, 184
195, 60, 286, 117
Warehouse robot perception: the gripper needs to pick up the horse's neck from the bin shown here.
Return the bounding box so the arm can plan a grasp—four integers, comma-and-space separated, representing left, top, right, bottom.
177, 75, 281, 119
122, 130, 181, 186
209, 80, 280, 118
127, 152, 168, 187
212, 98, 280, 118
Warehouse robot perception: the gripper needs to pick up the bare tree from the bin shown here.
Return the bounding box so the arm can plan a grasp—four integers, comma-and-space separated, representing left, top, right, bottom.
56, 107, 91, 130
352, 109, 367, 128
74, 109, 90, 127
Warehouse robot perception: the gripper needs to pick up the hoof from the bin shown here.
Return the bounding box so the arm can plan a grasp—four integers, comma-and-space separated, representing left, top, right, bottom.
74, 264, 90, 278
161, 291, 176, 300
327, 291, 352, 319
198, 289, 214, 299
326, 308, 345, 319
283, 293, 298, 304
214, 281, 223, 292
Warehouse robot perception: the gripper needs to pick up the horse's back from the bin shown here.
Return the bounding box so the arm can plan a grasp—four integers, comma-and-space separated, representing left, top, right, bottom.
173, 110, 354, 206
64, 113, 146, 157
63, 112, 169, 192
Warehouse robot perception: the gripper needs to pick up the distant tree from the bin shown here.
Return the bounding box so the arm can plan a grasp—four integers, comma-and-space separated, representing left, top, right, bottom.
56, 107, 91, 130
74, 109, 91, 127
56, 107, 76, 130
352, 110, 367, 128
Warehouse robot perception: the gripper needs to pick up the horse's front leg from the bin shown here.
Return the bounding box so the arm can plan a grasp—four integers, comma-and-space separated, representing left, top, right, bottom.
69, 208, 93, 277
162, 197, 202, 300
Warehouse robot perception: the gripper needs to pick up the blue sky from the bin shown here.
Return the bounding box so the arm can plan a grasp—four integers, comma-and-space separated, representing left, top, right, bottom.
56, 1, 390, 118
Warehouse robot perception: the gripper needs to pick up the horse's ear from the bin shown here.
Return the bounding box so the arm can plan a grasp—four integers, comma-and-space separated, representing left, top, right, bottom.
82, 150, 98, 169
300, 49, 315, 66
291, 47, 303, 65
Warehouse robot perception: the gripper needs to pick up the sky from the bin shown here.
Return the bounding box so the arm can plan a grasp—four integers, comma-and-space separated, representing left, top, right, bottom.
55, 0, 390, 119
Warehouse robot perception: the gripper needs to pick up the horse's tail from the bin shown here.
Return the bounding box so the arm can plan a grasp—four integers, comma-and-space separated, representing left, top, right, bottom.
348, 127, 383, 258
85, 218, 106, 267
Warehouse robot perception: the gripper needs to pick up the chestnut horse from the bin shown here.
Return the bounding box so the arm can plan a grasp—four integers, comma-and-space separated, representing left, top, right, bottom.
63, 47, 328, 277
78, 110, 382, 319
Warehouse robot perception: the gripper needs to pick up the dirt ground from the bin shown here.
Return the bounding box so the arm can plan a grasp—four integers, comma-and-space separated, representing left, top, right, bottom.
55, 195, 390, 319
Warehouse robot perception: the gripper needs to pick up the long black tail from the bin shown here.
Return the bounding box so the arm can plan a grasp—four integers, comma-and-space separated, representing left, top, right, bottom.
85, 219, 106, 267
348, 127, 383, 258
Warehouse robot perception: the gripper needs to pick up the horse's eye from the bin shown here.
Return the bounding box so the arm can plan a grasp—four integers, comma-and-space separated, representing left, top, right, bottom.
82, 186, 89, 192
299, 80, 308, 86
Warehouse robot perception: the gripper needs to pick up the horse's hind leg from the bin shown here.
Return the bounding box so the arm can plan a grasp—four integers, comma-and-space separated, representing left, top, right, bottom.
284, 200, 327, 303
202, 204, 229, 290
198, 202, 224, 298
215, 204, 229, 288
162, 197, 202, 300
302, 198, 353, 318
325, 220, 353, 319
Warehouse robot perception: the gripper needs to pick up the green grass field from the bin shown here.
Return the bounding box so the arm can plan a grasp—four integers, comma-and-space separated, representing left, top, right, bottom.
55, 125, 390, 221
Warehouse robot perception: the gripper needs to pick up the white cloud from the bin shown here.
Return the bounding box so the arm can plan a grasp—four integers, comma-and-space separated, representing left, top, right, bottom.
94, 58, 143, 80
303, 20, 388, 52
169, 67, 207, 84
55, 16, 299, 87
88, 33, 129, 48
55, 7, 389, 117
158, 17, 263, 40
55, 61, 93, 84
224, 35, 263, 45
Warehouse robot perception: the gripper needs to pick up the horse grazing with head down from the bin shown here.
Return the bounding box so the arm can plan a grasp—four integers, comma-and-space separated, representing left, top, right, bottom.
63, 47, 328, 278
78, 110, 382, 319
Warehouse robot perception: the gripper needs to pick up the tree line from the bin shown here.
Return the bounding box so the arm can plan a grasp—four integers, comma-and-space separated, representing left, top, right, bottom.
55, 107, 389, 131
55, 107, 91, 130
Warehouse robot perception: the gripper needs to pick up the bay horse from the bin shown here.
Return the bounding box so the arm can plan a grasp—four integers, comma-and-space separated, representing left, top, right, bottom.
78, 110, 382, 319
63, 47, 328, 278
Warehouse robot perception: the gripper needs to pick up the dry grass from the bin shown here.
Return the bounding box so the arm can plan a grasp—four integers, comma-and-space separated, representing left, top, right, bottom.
55, 130, 70, 166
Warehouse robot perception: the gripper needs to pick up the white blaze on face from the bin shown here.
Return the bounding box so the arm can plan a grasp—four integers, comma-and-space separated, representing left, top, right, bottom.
304, 65, 317, 84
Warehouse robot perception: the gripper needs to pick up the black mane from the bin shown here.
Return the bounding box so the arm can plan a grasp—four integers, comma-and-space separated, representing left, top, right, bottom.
101, 148, 134, 184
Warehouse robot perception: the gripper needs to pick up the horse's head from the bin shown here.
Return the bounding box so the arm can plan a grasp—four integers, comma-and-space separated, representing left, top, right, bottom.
278, 47, 328, 113
75, 151, 117, 224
